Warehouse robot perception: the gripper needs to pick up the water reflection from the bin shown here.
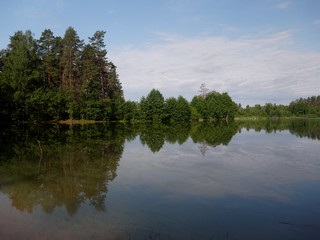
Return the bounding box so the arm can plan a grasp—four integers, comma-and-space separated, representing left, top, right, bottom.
139, 123, 191, 152
237, 118, 320, 139
0, 119, 319, 217
0, 124, 125, 215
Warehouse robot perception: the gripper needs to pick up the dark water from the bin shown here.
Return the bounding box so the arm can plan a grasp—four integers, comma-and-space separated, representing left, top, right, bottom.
0, 120, 319, 239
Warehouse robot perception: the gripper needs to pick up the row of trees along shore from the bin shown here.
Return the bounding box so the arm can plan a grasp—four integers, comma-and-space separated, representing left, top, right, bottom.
238, 96, 320, 118
0, 27, 319, 123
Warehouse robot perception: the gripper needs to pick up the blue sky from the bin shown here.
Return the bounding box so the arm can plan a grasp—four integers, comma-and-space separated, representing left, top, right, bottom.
1, 0, 320, 105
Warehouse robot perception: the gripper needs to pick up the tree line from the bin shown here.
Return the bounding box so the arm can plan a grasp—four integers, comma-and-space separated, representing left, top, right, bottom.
0, 27, 318, 123
0, 28, 237, 123
238, 96, 320, 118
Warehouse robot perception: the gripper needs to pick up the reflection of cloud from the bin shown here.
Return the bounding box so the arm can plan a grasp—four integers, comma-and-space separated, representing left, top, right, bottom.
110, 31, 320, 105
118, 133, 320, 203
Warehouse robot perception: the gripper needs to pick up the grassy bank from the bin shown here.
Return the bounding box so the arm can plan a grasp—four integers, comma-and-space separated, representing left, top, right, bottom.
54, 119, 105, 125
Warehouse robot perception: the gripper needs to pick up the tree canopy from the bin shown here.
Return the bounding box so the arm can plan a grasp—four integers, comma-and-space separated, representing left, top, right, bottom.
0, 28, 123, 121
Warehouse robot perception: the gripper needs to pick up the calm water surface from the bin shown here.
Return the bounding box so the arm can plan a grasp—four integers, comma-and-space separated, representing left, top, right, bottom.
0, 121, 319, 239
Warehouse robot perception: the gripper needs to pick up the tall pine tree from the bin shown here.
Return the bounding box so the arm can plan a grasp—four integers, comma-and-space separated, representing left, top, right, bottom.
60, 27, 83, 94
38, 29, 62, 88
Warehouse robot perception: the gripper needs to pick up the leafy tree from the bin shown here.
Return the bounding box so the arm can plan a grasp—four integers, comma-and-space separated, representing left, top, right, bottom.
0, 49, 13, 119
164, 97, 178, 122
191, 95, 208, 119
0, 30, 41, 120
191, 89, 237, 121
122, 101, 139, 121
175, 96, 191, 122
288, 96, 320, 116
141, 89, 165, 122
26, 88, 67, 120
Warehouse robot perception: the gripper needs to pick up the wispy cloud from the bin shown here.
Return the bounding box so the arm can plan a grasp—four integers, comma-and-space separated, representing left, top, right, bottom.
313, 19, 320, 27
275, 1, 292, 9
13, 6, 51, 19
110, 31, 320, 105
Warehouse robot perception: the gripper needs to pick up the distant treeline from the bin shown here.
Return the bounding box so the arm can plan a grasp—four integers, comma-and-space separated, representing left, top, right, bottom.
0, 27, 319, 122
238, 96, 320, 118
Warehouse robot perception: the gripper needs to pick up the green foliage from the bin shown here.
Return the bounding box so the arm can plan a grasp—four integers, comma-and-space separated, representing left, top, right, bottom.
82, 100, 106, 120
140, 89, 165, 122
289, 96, 320, 117
191, 91, 237, 121
60, 27, 83, 94
176, 96, 191, 121
237, 103, 291, 118
38, 29, 62, 88
164, 96, 191, 122
164, 97, 178, 122
122, 101, 139, 121
26, 88, 67, 120
0, 27, 124, 122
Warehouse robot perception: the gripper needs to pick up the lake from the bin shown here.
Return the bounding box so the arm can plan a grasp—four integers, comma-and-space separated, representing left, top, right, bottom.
0, 120, 319, 239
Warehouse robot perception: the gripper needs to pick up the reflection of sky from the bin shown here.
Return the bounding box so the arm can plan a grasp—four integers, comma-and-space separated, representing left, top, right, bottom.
114, 130, 320, 202
104, 130, 320, 239
1, 129, 320, 239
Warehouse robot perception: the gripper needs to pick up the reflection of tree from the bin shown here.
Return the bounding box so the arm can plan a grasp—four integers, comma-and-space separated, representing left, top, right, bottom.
237, 119, 320, 140
198, 142, 209, 156
0, 124, 124, 216
191, 122, 238, 151
139, 123, 191, 153
1, 120, 318, 215
288, 119, 320, 140
140, 128, 165, 153
138, 122, 239, 153
237, 119, 288, 133
164, 123, 190, 145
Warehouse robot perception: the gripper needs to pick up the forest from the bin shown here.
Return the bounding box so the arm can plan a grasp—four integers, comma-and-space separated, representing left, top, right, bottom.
0, 27, 319, 123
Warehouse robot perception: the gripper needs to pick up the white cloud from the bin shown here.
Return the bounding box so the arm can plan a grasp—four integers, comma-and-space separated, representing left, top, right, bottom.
275, 1, 292, 9
110, 31, 320, 105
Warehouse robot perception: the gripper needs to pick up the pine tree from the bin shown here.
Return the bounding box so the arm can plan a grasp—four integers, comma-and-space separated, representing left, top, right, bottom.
38, 29, 62, 88
89, 31, 108, 98
80, 44, 100, 99
60, 27, 83, 94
